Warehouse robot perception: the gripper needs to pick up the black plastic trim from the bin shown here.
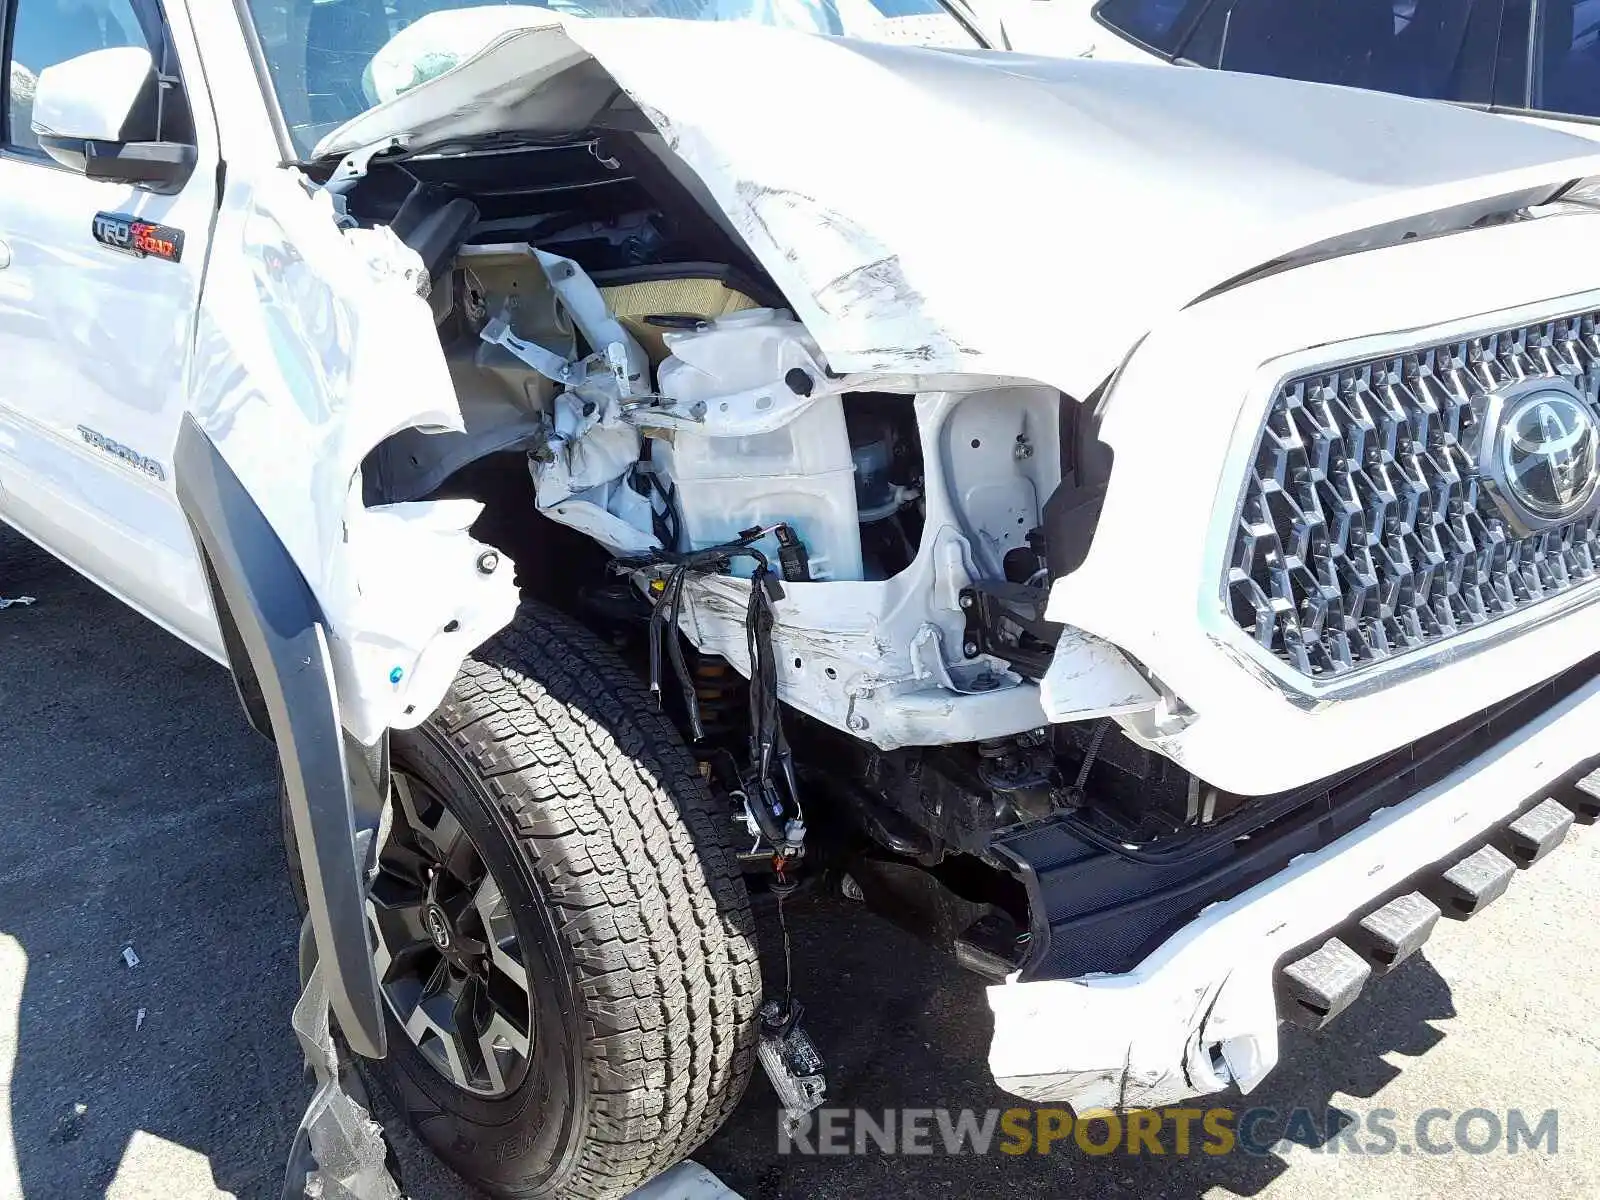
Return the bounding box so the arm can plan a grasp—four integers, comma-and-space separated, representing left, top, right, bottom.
197, 548, 270, 737
1042, 388, 1114, 581
174, 414, 386, 1060
1091, 0, 1200, 62
996, 652, 1600, 981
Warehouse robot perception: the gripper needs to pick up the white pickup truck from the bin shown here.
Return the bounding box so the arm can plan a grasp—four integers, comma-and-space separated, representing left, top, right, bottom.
7, 3, 1600, 1198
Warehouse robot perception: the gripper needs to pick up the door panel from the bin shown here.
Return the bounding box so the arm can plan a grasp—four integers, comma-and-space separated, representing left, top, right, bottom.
0, 0, 221, 654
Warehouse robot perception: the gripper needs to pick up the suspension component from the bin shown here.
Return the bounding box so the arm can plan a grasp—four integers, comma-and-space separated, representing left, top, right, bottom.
691, 654, 745, 740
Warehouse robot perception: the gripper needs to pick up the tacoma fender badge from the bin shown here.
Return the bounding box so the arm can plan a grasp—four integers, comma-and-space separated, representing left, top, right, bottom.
77, 426, 166, 481
92, 212, 184, 263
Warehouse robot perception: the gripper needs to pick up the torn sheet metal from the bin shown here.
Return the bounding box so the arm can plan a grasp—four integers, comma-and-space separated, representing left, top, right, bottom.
540, 393, 641, 497
318, 16, 1600, 400
1038, 626, 1158, 721
283, 957, 403, 1200
528, 389, 659, 557
469, 249, 664, 557
661, 518, 1048, 750
186, 168, 517, 744
336, 499, 517, 733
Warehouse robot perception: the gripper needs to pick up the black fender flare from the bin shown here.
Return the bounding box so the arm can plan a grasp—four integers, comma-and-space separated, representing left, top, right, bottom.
173, 413, 387, 1060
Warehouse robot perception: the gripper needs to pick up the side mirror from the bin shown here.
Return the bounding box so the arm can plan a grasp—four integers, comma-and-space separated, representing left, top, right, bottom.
30, 46, 195, 192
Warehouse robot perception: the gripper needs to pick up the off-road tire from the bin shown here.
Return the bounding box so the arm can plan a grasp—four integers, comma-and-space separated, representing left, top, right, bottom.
281, 602, 761, 1198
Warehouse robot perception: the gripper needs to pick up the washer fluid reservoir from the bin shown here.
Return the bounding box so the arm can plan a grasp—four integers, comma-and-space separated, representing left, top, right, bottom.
655, 310, 863, 581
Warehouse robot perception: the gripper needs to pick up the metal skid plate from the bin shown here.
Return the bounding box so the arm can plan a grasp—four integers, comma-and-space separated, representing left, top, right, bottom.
1502, 797, 1576, 866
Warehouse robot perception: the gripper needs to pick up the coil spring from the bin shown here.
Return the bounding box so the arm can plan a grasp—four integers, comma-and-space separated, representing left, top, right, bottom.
692, 655, 746, 740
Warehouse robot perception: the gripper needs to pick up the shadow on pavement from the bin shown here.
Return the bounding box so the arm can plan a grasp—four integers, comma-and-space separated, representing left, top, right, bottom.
0, 529, 295, 1199
694, 864, 1459, 1199
0, 525, 1461, 1200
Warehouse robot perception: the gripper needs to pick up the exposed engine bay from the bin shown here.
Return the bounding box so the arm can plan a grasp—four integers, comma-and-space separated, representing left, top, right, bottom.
329, 132, 1504, 988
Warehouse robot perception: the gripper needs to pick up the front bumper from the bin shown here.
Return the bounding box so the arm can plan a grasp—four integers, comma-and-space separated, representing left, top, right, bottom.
986, 671, 1600, 1111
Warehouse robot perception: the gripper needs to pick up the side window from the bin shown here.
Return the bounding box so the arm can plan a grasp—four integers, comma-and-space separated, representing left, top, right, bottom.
1094, 0, 1197, 54
1492, 0, 1530, 108
3, 0, 193, 155
1533, 0, 1600, 118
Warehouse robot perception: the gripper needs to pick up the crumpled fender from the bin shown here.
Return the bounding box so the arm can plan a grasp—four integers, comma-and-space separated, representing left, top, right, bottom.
185, 167, 519, 744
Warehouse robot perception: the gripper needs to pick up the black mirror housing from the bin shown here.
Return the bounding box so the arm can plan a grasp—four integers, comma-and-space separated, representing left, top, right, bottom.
37, 135, 198, 193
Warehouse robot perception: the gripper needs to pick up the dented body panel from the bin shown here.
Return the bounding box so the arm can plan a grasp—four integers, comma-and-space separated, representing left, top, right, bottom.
288, 14, 1600, 752
989, 674, 1600, 1110
186, 169, 518, 744
201, 10, 1600, 755
287, 14, 1600, 751
1046, 211, 1600, 795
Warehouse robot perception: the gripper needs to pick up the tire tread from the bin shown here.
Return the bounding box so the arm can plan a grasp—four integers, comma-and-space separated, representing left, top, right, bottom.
437, 604, 760, 1198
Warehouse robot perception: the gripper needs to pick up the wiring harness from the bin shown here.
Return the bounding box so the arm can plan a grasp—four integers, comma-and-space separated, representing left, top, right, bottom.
619, 527, 805, 858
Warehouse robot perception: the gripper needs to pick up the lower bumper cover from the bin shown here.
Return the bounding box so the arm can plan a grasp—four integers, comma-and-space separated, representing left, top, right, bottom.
986, 673, 1600, 1111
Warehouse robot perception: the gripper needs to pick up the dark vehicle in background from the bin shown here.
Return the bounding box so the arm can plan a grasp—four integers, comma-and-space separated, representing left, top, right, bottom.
999, 0, 1600, 134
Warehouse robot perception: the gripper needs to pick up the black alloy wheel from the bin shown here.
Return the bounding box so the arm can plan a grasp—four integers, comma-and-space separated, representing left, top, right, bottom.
366, 770, 533, 1098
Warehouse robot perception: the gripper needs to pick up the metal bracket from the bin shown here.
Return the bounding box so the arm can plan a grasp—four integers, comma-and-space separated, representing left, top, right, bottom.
325, 137, 412, 195
960, 582, 1061, 681
480, 313, 587, 385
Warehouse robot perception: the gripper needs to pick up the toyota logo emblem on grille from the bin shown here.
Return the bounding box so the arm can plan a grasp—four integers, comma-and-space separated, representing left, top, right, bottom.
1483, 381, 1600, 530
1503, 391, 1599, 517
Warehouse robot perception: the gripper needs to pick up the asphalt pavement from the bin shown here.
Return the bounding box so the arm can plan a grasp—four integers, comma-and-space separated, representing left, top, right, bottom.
3, 522, 1599, 1200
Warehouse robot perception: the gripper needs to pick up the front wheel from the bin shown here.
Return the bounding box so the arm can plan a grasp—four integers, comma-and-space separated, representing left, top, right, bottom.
283, 604, 761, 1198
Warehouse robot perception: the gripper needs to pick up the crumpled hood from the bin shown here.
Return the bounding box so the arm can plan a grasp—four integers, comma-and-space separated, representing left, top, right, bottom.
318, 16, 1600, 397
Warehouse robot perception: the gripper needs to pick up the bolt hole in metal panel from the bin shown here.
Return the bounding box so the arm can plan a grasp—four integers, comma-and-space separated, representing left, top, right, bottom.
1228, 313, 1600, 681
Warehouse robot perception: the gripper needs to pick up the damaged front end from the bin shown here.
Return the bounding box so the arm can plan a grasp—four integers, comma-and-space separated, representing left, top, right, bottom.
190, 9, 1600, 1143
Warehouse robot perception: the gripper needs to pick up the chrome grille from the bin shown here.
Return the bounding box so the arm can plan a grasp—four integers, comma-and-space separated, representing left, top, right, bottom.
1227, 312, 1600, 680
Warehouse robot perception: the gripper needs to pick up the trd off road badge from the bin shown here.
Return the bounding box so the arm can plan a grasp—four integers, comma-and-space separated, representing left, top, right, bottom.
92, 212, 184, 263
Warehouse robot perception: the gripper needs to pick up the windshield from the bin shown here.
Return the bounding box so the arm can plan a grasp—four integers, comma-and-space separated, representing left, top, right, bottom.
244, 1, 979, 159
